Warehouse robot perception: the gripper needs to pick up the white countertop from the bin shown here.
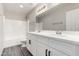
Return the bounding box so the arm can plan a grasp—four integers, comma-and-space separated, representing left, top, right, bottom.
28, 31, 79, 45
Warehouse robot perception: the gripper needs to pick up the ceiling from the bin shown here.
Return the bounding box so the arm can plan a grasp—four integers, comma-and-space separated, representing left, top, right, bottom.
2, 3, 37, 20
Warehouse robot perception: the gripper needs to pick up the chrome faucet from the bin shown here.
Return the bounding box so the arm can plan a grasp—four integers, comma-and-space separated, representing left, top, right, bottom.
56, 31, 62, 35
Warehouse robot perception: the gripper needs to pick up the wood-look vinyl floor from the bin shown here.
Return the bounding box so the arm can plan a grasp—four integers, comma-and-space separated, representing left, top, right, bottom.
1, 45, 33, 56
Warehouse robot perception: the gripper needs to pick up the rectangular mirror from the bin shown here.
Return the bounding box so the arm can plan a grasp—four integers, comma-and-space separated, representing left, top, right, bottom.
36, 3, 79, 31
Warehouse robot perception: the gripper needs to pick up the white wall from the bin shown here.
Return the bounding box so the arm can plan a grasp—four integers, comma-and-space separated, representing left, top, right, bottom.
3, 18, 28, 48
0, 3, 4, 55
0, 16, 4, 55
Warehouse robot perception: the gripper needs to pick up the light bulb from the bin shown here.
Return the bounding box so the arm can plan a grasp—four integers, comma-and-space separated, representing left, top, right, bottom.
20, 4, 24, 8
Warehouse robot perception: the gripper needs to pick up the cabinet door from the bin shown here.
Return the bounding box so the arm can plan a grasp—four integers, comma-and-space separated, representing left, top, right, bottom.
31, 40, 37, 56
27, 34, 33, 54
48, 47, 68, 56
36, 43, 48, 56
26, 39, 32, 53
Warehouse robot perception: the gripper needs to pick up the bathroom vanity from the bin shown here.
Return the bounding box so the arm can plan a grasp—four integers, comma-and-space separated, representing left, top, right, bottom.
26, 3, 79, 56
26, 31, 79, 56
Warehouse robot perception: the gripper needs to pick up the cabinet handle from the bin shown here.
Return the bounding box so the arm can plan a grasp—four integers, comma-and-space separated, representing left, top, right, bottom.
48, 51, 51, 56
29, 40, 31, 44
45, 49, 48, 56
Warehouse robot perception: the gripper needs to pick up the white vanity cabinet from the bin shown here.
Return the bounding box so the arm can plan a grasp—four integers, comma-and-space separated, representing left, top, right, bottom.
27, 32, 79, 56
26, 33, 68, 56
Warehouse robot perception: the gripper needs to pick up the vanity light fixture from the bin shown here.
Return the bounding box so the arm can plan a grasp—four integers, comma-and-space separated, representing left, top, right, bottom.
36, 4, 47, 15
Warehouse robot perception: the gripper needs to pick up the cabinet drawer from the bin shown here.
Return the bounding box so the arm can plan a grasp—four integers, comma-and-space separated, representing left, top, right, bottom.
49, 38, 77, 56
29, 33, 49, 45
51, 48, 68, 56
28, 34, 38, 42
35, 35, 49, 45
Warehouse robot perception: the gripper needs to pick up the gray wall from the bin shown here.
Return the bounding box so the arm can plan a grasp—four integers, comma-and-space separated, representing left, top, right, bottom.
40, 3, 79, 31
